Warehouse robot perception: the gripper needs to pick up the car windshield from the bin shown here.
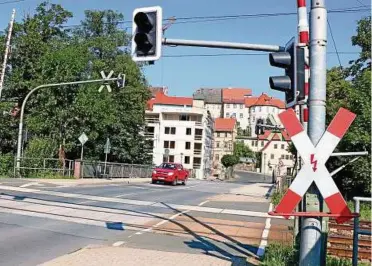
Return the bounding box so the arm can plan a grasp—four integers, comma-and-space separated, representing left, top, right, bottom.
159, 163, 176, 169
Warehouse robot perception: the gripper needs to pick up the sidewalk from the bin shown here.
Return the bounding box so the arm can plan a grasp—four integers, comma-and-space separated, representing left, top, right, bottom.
19, 177, 151, 186
40, 246, 250, 266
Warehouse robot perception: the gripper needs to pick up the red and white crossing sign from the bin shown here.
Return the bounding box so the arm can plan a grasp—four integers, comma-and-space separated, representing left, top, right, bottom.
274, 108, 356, 223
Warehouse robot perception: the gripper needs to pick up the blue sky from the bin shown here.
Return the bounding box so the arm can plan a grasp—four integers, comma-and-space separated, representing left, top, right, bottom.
0, 0, 370, 99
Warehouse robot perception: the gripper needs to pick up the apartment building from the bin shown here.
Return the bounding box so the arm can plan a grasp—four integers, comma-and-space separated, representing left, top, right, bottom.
145, 91, 213, 179
212, 118, 237, 168
245, 93, 285, 137
193, 88, 223, 119
238, 130, 294, 175
222, 88, 252, 130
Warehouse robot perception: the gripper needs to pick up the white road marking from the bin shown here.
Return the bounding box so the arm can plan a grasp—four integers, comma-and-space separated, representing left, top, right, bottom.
78, 200, 96, 204
112, 241, 125, 247
0, 185, 289, 219
256, 203, 273, 257
198, 200, 210, 206
114, 193, 138, 198
20, 182, 38, 188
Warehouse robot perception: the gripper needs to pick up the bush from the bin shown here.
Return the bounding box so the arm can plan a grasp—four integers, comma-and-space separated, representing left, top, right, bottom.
271, 190, 285, 206
221, 154, 239, 168
261, 242, 297, 266
347, 201, 371, 221
0, 154, 14, 176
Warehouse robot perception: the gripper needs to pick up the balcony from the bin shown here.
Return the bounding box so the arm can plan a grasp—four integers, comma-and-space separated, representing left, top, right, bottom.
194, 149, 202, 155
194, 135, 202, 141
193, 163, 201, 169
195, 121, 202, 127
144, 132, 155, 138
145, 117, 160, 123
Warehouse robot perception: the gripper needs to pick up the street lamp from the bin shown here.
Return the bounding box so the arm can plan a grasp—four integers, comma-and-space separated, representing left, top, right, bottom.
15, 76, 122, 176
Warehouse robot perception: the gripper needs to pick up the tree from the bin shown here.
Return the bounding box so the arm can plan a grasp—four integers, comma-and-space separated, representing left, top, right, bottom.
221, 154, 239, 168
326, 17, 371, 198
233, 141, 254, 159
0, 3, 152, 167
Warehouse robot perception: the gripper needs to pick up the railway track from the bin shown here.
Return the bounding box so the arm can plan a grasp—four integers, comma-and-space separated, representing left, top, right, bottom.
327, 219, 371, 262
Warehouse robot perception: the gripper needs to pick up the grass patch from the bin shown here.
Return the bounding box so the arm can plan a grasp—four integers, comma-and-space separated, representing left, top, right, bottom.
271, 190, 286, 206
326, 256, 370, 266
347, 201, 371, 221
260, 242, 297, 266
22, 170, 75, 179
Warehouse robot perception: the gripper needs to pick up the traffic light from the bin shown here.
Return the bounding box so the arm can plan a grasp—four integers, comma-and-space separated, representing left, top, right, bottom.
255, 118, 265, 135
269, 38, 305, 107
132, 6, 162, 62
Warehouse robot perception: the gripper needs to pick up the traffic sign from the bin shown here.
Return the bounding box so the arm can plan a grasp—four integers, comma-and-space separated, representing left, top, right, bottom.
78, 133, 88, 145
99, 71, 114, 93
273, 108, 356, 223
104, 138, 111, 154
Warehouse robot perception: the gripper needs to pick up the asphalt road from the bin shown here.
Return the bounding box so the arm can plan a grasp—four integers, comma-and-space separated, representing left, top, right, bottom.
0, 171, 292, 266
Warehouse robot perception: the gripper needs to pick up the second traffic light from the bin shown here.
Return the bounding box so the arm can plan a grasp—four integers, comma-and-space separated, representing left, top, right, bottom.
132, 6, 163, 62
269, 38, 305, 108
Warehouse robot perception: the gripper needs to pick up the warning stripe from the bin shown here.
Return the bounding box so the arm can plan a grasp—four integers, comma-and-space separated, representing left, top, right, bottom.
325, 192, 353, 223
278, 109, 303, 137
327, 108, 356, 138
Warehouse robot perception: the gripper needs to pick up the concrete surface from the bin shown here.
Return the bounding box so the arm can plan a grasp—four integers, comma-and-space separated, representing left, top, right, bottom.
40, 246, 250, 266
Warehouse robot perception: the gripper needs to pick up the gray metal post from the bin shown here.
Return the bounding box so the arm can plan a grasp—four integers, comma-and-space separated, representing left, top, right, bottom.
104, 153, 108, 177
15, 78, 119, 176
300, 1, 327, 265
352, 199, 360, 266
80, 145, 84, 161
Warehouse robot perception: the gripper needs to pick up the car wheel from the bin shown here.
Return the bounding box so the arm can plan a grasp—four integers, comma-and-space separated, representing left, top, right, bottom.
151, 180, 156, 184
182, 178, 187, 186
172, 178, 178, 186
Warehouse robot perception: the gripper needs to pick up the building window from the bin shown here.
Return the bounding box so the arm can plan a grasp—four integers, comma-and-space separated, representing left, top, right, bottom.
291, 155, 294, 160
226, 112, 230, 117
216, 142, 220, 148
226, 104, 230, 108
169, 155, 174, 162
274, 144, 278, 149
240, 104, 244, 109
271, 154, 274, 159
186, 128, 191, 135
225, 132, 228, 137
165, 127, 176, 134
252, 107, 255, 113
217, 132, 220, 137
224, 142, 228, 148
215, 154, 219, 160
184, 156, 190, 164
229, 142, 233, 150
185, 142, 191, 149
180, 114, 190, 121
281, 154, 285, 159
164, 141, 175, 149
259, 107, 262, 112
281, 144, 285, 149
240, 113, 243, 118
261, 141, 264, 147
233, 104, 237, 108
251, 140, 255, 146
232, 113, 236, 118
286, 155, 290, 160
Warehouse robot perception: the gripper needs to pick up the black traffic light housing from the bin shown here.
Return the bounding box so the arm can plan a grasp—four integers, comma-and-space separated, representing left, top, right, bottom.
255, 118, 265, 135
132, 6, 162, 62
269, 37, 305, 107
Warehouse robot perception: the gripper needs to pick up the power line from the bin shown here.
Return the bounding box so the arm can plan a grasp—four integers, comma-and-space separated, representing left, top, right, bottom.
0, 0, 24, 5
327, 19, 342, 68
355, 0, 369, 8
61, 6, 370, 29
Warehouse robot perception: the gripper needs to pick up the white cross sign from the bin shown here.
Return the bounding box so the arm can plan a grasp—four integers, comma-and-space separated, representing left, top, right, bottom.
274, 108, 356, 224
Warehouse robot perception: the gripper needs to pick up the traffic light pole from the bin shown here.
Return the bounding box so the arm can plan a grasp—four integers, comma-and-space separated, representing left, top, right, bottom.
162, 38, 284, 52
299, 1, 327, 265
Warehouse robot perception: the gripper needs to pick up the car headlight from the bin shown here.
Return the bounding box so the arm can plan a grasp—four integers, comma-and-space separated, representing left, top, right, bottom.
153, 170, 157, 174
167, 172, 174, 176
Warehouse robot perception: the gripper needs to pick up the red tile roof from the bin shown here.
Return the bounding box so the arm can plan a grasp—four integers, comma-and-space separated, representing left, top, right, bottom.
214, 118, 236, 132
147, 92, 193, 110
272, 133, 281, 140
245, 93, 285, 109
222, 88, 252, 103
258, 130, 271, 140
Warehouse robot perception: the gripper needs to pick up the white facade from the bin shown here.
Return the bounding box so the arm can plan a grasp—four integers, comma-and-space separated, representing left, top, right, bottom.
145, 103, 213, 179
223, 103, 249, 131
205, 103, 223, 119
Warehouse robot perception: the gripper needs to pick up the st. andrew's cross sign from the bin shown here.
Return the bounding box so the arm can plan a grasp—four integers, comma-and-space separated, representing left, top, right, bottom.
272, 108, 356, 224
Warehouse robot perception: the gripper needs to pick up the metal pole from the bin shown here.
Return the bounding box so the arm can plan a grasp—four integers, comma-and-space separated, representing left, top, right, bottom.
80, 145, 84, 161
104, 152, 108, 177
330, 151, 369, 157
0, 9, 16, 100
300, 1, 327, 265
352, 198, 360, 266
162, 38, 284, 52
15, 78, 118, 175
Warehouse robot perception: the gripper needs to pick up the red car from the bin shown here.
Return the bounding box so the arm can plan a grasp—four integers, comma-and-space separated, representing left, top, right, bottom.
151, 163, 189, 186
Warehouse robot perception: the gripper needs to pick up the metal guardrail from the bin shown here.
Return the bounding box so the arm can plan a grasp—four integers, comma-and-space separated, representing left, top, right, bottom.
15, 157, 74, 178
353, 197, 372, 266
80, 161, 153, 179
